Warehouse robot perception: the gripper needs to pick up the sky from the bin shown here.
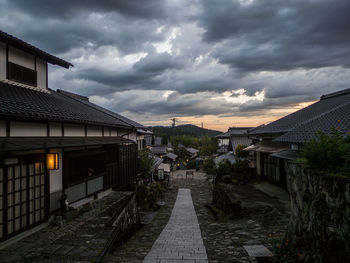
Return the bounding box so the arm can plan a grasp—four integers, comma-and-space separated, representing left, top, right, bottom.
1, 0, 350, 131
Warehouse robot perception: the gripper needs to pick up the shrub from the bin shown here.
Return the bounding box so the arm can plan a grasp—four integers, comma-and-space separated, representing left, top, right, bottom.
137, 182, 166, 209
216, 159, 232, 177
231, 160, 250, 182
202, 157, 217, 175
138, 149, 154, 181
235, 144, 249, 158
136, 184, 149, 205
301, 130, 350, 174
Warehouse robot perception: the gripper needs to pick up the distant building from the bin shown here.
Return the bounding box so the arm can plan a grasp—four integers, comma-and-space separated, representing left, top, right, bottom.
149, 146, 167, 157
246, 88, 350, 190
216, 127, 252, 153
185, 147, 199, 159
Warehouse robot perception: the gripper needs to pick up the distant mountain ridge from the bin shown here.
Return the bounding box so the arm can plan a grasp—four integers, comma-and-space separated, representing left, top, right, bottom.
151, 124, 222, 138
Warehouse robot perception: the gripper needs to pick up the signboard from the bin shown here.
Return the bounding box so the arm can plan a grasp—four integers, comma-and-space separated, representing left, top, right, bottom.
158, 169, 164, 180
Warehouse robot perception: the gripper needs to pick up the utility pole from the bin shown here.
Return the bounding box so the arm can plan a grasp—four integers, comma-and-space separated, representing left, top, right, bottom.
170, 118, 177, 137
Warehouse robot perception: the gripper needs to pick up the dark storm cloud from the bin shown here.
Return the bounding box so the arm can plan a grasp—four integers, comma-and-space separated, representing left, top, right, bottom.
72, 52, 183, 93
197, 0, 350, 72
2, 12, 167, 54
2, 0, 350, 120
8, 0, 167, 20
133, 52, 182, 73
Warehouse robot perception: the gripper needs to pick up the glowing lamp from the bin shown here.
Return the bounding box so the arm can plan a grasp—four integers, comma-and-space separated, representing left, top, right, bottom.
46, 153, 59, 170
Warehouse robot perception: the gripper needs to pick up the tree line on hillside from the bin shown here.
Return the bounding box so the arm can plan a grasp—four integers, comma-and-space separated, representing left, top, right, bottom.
152, 124, 221, 139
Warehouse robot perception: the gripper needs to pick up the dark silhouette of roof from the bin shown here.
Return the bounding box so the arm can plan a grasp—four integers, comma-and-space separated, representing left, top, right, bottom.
0, 81, 131, 128
57, 89, 147, 129
0, 30, 73, 68
216, 127, 252, 138
249, 88, 350, 138
275, 100, 350, 143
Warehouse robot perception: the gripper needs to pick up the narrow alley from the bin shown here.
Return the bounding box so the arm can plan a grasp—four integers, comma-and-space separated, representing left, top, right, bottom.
106, 171, 289, 263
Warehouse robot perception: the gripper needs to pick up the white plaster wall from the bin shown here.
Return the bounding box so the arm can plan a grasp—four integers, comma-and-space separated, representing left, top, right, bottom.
10, 121, 47, 137
128, 132, 137, 142
87, 125, 103, 136
49, 148, 63, 193
103, 127, 110, 136
218, 138, 230, 147
8, 46, 35, 70
49, 122, 62, 136
256, 152, 261, 176
64, 124, 85, 136
111, 128, 118, 136
36, 58, 47, 90
0, 121, 6, 137
137, 134, 145, 140
0, 42, 6, 80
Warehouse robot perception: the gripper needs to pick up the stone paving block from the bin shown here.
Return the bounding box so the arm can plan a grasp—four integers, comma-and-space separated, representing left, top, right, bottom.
143, 189, 208, 262
160, 260, 195, 263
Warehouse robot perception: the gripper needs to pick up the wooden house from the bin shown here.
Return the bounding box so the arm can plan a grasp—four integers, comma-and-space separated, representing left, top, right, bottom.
0, 30, 144, 243
216, 127, 252, 153
246, 88, 350, 190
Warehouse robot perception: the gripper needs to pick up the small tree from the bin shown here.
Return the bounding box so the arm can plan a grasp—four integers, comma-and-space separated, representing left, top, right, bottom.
202, 157, 217, 175
174, 146, 191, 165
301, 130, 350, 173
216, 159, 232, 177
161, 136, 168, 145
235, 144, 249, 158
138, 149, 154, 181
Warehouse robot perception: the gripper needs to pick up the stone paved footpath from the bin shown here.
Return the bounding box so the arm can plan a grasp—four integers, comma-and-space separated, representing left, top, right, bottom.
106, 171, 289, 263
0, 191, 133, 263
143, 188, 208, 263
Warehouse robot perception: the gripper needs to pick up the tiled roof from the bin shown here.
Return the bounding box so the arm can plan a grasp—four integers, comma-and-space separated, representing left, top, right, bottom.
0, 82, 131, 128
216, 127, 252, 138
215, 152, 236, 165
57, 89, 147, 129
165, 152, 178, 160
186, 147, 199, 154
0, 30, 73, 69
150, 146, 167, 155
249, 88, 350, 135
275, 101, 350, 143
152, 156, 163, 170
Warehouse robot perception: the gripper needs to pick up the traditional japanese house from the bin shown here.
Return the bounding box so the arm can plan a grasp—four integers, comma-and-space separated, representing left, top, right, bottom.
216, 127, 252, 153
0, 30, 141, 242
149, 146, 167, 157
246, 88, 350, 190
163, 152, 178, 171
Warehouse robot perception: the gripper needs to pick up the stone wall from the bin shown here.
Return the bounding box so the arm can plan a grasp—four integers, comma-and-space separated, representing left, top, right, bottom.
97, 192, 140, 262
285, 163, 350, 262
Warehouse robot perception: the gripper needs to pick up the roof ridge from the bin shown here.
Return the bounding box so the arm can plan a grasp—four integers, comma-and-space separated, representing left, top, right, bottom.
0, 79, 51, 94
0, 29, 73, 69
56, 90, 133, 128
57, 89, 89, 101
290, 99, 350, 131
320, 88, 350, 100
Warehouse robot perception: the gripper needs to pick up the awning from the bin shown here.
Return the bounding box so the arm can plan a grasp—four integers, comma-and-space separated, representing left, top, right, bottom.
243, 143, 288, 153
136, 129, 153, 135
270, 150, 299, 160
0, 136, 135, 152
